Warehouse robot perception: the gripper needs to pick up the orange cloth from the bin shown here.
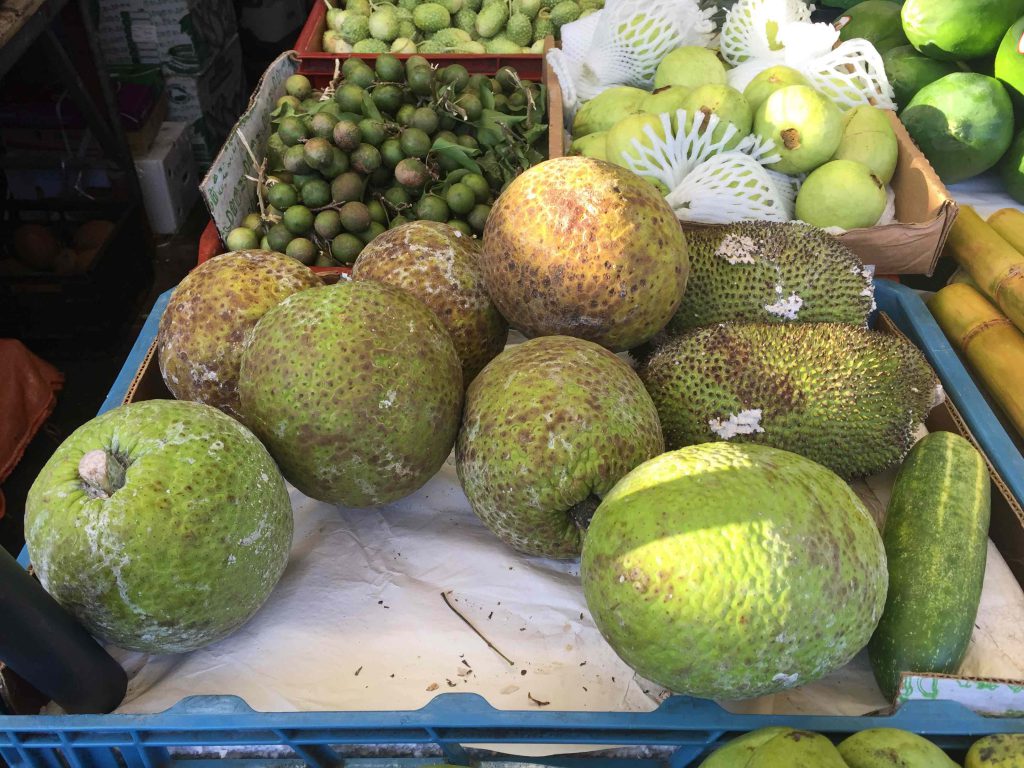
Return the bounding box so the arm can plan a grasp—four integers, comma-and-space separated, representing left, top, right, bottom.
0, 340, 64, 520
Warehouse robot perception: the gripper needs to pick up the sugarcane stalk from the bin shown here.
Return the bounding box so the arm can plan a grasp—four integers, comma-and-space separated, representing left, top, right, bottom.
944, 206, 1024, 333
928, 282, 1024, 438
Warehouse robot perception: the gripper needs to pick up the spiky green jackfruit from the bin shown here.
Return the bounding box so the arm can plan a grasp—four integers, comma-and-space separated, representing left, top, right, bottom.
664, 221, 875, 334
638, 323, 939, 478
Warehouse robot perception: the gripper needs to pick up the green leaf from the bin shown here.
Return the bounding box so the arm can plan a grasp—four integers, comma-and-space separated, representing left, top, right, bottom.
270, 102, 299, 124
361, 92, 382, 122
480, 85, 496, 112
429, 138, 482, 174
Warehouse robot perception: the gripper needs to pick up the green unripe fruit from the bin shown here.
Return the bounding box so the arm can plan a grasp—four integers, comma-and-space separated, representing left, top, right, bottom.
242, 213, 265, 236
375, 53, 405, 83
457, 134, 479, 151
467, 203, 490, 232
334, 83, 366, 114
314, 210, 344, 239
359, 221, 388, 245
400, 127, 432, 158
347, 0, 371, 15
301, 179, 332, 209
448, 219, 473, 236
358, 118, 386, 147
225, 227, 260, 251
352, 39, 389, 53
340, 12, 370, 43
367, 199, 388, 224
277, 94, 301, 110
410, 106, 441, 134
285, 74, 312, 100
260, 236, 271, 250
266, 223, 294, 252
311, 112, 339, 140
343, 58, 375, 88
462, 173, 490, 202
331, 233, 364, 264
291, 173, 320, 190
383, 186, 411, 209
395, 157, 429, 189
380, 138, 406, 168
340, 201, 373, 233
283, 205, 314, 235
303, 137, 335, 170
754, 84, 843, 175
414, 2, 451, 32
278, 116, 308, 147
322, 147, 351, 178
416, 194, 450, 222
351, 143, 382, 174
446, 182, 476, 215
283, 145, 313, 175
368, 6, 399, 41
506, 13, 533, 46
267, 183, 299, 211
795, 159, 887, 230
442, 64, 470, 91
396, 104, 417, 127
476, 2, 509, 36
408, 65, 435, 97
285, 237, 318, 265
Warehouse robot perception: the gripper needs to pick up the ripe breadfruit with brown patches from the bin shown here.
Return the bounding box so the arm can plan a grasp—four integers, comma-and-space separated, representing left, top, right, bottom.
480, 156, 689, 352
157, 250, 321, 421
238, 280, 463, 507
352, 221, 508, 386
456, 335, 664, 558
638, 323, 939, 478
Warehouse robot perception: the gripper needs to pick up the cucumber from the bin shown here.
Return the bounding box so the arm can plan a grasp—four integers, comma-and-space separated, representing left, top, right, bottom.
868, 431, 991, 700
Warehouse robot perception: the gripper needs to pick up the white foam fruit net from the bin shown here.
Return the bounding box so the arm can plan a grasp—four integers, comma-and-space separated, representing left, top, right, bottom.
614, 110, 795, 223
546, 0, 716, 115
721, 0, 894, 109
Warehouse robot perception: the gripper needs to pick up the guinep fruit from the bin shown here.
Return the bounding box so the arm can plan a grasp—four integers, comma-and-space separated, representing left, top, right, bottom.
481, 156, 689, 352
833, 105, 899, 183
753, 85, 843, 175
581, 442, 888, 699
796, 159, 887, 230
238, 281, 462, 506
157, 250, 321, 422
901, 73, 1014, 184
638, 323, 939, 478
25, 400, 293, 653
352, 221, 508, 385
456, 336, 664, 558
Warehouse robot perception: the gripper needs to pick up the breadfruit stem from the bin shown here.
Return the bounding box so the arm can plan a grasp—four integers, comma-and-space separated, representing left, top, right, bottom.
79, 449, 128, 499
569, 495, 602, 533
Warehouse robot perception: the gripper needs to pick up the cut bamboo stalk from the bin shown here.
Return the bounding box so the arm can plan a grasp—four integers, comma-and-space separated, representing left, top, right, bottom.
944, 206, 1024, 333
928, 282, 1024, 438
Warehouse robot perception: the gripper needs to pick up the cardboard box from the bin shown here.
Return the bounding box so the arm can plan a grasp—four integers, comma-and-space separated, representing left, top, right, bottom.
97, 0, 238, 75
545, 72, 958, 276
134, 121, 199, 235
166, 34, 247, 168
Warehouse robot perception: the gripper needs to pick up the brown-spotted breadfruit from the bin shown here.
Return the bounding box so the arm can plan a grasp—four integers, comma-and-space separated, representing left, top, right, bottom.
638, 323, 939, 478
238, 280, 463, 506
480, 156, 689, 352
157, 250, 321, 421
352, 221, 508, 386
456, 335, 664, 558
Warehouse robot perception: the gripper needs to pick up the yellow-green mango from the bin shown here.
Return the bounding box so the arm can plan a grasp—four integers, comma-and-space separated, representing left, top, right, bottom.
966, 734, 1024, 768
839, 728, 958, 767
701, 728, 795, 767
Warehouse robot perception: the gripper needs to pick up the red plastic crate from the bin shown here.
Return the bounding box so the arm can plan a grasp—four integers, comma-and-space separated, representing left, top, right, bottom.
197, 219, 352, 277
294, 1, 546, 81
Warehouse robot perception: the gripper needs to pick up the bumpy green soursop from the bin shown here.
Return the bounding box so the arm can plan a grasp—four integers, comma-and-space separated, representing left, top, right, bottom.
157, 250, 321, 422
25, 400, 293, 653
456, 335, 664, 558
661, 221, 874, 334
352, 221, 508, 385
581, 442, 888, 699
639, 323, 939, 478
238, 281, 463, 507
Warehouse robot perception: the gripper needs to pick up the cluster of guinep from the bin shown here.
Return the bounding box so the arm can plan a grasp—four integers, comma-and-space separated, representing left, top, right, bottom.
25, 155, 986, 706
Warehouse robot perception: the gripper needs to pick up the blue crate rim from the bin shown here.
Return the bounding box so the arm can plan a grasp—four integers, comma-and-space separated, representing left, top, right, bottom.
6, 279, 1024, 765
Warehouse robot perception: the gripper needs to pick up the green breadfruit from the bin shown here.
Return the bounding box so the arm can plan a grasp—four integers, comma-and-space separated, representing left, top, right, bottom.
550, 0, 580, 27
485, 35, 522, 53
662, 222, 875, 334
413, 2, 451, 32
533, 10, 554, 39
513, 0, 542, 18
475, 2, 509, 36
455, 8, 478, 32
638, 323, 939, 479
506, 12, 533, 46
340, 12, 370, 43
353, 38, 390, 52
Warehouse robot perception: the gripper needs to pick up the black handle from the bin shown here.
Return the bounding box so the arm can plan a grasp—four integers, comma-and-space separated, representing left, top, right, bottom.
0, 547, 127, 714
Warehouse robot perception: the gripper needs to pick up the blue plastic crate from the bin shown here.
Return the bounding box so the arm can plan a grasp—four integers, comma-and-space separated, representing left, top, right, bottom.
5, 279, 1024, 768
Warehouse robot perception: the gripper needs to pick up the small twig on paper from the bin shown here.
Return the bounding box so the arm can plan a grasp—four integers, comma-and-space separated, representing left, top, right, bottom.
236, 128, 276, 224
440, 591, 515, 666
527, 692, 550, 707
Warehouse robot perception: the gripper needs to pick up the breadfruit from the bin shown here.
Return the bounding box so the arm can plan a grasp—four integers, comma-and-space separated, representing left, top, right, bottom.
661, 221, 874, 334
581, 442, 888, 699
456, 335, 664, 558
481, 156, 689, 352
157, 250, 321, 422
25, 400, 292, 653
238, 281, 463, 506
638, 323, 939, 478
352, 221, 508, 385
